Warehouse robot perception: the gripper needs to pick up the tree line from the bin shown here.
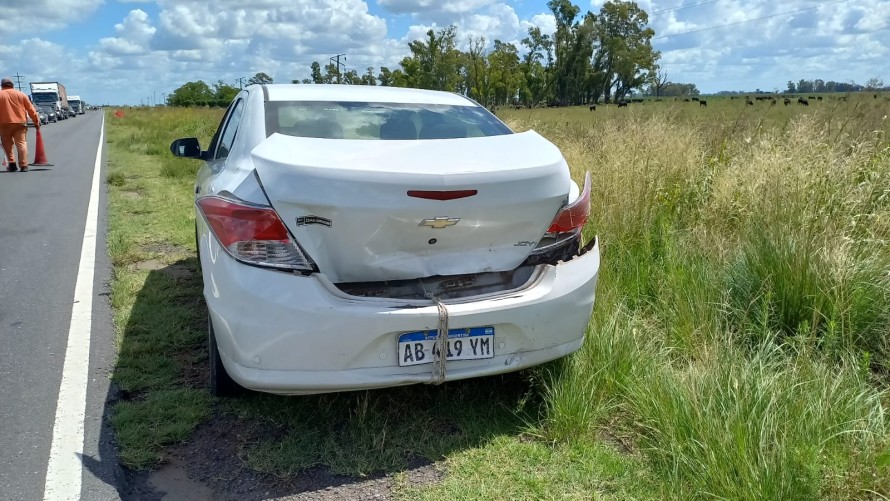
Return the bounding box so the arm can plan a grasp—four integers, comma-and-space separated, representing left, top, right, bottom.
786, 78, 885, 94
168, 0, 661, 108
166, 73, 272, 107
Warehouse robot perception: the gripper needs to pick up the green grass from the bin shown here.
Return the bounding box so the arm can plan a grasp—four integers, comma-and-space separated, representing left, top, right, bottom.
105, 107, 221, 468
104, 97, 890, 498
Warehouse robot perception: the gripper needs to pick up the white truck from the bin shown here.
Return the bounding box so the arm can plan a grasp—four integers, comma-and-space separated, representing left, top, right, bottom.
29, 82, 69, 120
68, 95, 84, 116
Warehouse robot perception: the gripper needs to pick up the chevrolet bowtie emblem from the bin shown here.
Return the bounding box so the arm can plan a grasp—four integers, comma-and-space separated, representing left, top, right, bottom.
419, 217, 460, 229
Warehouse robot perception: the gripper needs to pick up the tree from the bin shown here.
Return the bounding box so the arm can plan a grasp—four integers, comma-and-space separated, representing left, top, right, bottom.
797, 79, 814, 94
378, 66, 394, 86
213, 80, 239, 103
786, 81, 796, 93
591, 0, 658, 103
342, 69, 360, 85
649, 67, 668, 97
390, 68, 410, 87
359, 67, 376, 85
488, 40, 522, 106
464, 36, 491, 105
323, 63, 339, 84
399, 26, 463, 91
865, 77, 884, 90
247, 72, 273, 85
520, 26, 554, 106
310, 62, 323, 84
548, 0, 584, 104
660, 82, 699, 97
167, 80, 214, 107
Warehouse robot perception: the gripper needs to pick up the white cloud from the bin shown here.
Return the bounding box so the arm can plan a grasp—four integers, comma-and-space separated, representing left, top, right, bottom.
3, 0, 888, 104
379, 0, 497, 15
523, 13, 556, 36
0, 0, 103, 36
98, 9, 157, 55
648, 0, 890, 92
399, 3, 527, 52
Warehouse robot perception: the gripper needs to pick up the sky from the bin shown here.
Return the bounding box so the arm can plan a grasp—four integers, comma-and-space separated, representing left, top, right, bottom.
0, 0, 887, 105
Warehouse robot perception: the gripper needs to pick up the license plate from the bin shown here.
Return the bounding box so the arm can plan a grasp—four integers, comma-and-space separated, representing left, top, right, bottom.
397, 326, 494, 367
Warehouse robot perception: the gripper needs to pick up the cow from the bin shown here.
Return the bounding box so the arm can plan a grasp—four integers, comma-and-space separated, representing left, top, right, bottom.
798, 98, 809, 106
589, 105, 596, 111
817, 96, 823, 101
808, 96, 816, 100
684, 98, 690, 102
617, 100, 629, 108
699, 100, 707, 107
746, 99, 754, 106
784, 98, 791, 106
692, 97, 700, 102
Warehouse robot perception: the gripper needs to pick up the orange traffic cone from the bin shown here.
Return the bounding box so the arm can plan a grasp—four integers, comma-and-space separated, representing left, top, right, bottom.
32, 129, 53, 166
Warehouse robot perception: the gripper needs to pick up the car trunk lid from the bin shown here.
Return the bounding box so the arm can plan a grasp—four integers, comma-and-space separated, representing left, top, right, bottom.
251, 130, 571, 283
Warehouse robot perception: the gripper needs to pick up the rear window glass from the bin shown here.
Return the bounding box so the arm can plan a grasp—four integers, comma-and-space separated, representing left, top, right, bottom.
265, 101, 512, 140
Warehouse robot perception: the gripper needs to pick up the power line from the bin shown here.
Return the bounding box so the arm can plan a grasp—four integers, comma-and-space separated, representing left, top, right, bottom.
330, 54, 346, 84
13, 72, 25, 92
653, 0, 848, 40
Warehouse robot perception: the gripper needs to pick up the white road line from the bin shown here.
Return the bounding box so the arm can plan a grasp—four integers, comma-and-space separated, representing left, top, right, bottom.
43, 115, 105, 501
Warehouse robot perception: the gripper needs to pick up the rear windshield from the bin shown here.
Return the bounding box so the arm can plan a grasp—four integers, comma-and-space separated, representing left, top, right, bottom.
265, 101, 512, 140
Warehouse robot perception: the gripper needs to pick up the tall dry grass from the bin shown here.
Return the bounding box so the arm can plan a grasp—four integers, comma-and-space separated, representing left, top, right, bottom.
504, 101, 890, 498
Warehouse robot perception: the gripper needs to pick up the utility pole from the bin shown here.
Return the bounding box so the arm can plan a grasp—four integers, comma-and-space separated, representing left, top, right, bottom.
330, 54, 346, 84
235, 76, 247, 89
13, 73, 25, 92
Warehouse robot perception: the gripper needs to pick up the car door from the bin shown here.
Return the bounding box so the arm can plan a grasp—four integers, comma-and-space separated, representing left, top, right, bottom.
197, 97, 246, 196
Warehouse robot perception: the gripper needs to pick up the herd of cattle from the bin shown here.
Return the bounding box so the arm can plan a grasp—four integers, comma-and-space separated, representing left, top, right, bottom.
578, 93, 885, 111
501, 93, 885, 113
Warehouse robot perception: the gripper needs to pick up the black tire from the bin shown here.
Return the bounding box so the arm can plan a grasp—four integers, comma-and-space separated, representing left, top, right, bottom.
208, 316, 244, 397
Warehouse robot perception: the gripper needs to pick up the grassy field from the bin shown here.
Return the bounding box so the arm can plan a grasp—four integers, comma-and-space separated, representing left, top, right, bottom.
104, 94, 890, 499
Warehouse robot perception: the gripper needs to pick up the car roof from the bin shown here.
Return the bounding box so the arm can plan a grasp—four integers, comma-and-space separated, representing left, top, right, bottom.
261, 84, 476, 106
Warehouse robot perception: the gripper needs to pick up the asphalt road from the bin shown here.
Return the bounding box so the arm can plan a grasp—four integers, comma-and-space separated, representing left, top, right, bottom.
0, 112, 123, 500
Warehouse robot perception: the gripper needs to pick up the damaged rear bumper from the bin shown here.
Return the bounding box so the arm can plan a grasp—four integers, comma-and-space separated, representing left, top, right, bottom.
204, 237, 600, 395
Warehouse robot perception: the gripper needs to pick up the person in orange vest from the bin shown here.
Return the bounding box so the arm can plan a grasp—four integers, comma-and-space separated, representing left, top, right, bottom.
0, 77, 40, 172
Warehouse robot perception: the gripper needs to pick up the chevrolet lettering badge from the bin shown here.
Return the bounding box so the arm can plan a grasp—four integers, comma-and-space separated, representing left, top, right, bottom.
419, 217, 460, 229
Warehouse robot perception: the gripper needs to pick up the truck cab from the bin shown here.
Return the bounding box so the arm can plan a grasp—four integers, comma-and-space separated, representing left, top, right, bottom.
29, 82, 69, 120
69, 96, 83, 116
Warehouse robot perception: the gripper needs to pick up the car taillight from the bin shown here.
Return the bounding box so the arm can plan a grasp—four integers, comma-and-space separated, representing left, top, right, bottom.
547, 171, 591, 234
526, 172, 591, 265
197, 196, 314, 271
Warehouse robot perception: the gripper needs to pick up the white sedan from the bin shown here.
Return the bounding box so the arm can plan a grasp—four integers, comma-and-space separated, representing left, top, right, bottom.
170, 84, 600, 396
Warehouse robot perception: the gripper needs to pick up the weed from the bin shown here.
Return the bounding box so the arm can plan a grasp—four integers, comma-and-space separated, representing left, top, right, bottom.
106, 171, 126, 187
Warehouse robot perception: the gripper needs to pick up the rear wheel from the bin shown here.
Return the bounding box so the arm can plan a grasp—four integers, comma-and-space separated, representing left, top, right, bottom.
208, 316, 243, 397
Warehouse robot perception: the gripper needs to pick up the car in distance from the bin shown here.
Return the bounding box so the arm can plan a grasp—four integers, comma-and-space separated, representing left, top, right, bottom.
28, 109, 48, 126
170, 84, 600, 396
38, 105, 57, 123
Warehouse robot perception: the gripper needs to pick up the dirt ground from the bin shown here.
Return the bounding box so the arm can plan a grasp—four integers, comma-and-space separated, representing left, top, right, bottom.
124, 414, 443, 500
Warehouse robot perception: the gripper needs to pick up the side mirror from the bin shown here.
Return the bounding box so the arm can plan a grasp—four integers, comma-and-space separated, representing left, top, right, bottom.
170, 137, 202, 158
